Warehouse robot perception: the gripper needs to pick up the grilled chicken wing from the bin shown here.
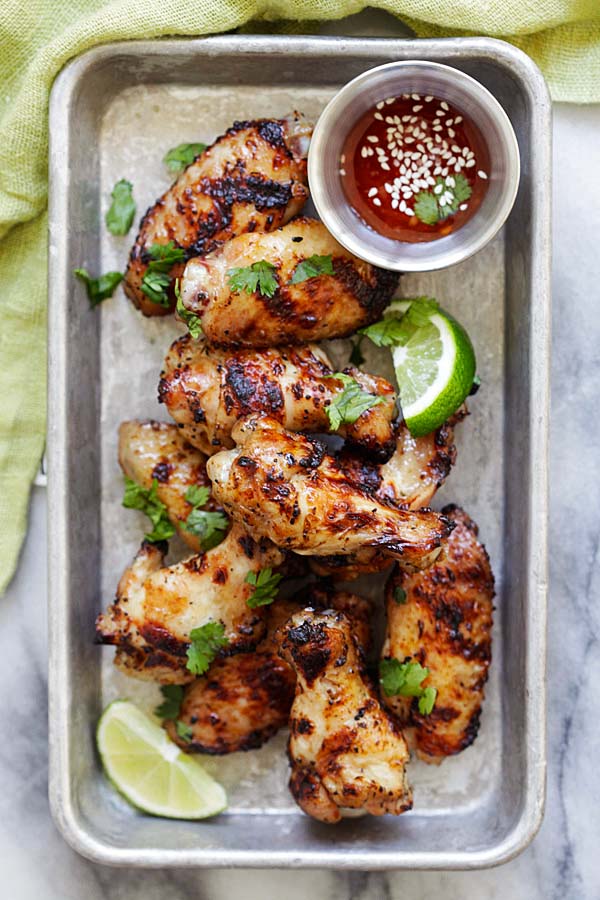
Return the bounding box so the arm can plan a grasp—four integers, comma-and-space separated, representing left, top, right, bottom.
125, 114, 311, 316
119, 419, 221, 553
281, 609, 412, 823
179, 217, 398, 346
381, 505, 494, 761
159, 334, 397, 460
166, 587, 371, 755
310, 411, 465, 580
96, 524, 284, 683
206, 415, 452, 567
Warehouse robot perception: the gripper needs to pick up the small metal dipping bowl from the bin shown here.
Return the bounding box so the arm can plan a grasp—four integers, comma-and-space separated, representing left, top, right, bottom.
308, 61, 520, 271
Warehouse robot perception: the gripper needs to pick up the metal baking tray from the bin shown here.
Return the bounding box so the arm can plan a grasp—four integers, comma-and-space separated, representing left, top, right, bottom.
47, 34, 550, 869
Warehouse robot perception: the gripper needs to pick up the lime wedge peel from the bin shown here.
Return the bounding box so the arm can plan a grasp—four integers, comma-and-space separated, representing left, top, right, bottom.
97, 699, 227, 820
385, 298, 476, 437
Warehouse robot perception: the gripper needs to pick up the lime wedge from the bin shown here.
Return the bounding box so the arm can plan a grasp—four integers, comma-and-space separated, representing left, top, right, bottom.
97, 700, 227, 820
385, 298, 476, 437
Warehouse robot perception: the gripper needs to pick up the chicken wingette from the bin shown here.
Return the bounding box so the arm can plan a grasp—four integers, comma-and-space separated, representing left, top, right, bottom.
118, 419, 222, 553
381, 505, 494, 761
124, 114, 312, 316
159, 334, 397, 460
96, 524, 284, 683
179, 217, 398, 346
280, 609, 413, 824
165, 587, 371, 755
206, 416, 452, 567
310, 411, 465, 580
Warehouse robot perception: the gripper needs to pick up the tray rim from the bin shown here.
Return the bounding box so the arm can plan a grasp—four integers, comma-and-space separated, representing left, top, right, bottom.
47, 32, 551, 870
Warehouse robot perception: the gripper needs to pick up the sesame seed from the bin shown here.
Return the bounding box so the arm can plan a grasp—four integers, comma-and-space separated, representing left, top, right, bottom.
368, 187, 378, 197
340, 154, 345, 163
391, 198, 399, 209
401, 115, 411, 122
381, 163, 390, 171
448, 128, 456, 138
376, 101, 385, 110
411, 93, 420, 101
435, 110, 445, 118
374, 112, 383, 121
384, 183, 393, 193
360, 147, 368, 158
434, 184, 443, 195
478, 170, 488, 179
441, 101, 449, 111
446, 119, 453, 126
441, 167, 449, 176
372, 197, 382, 206
439, 196, 447, 207
446, 175, 456, 187
460, 203, 468, 210
413, 104, 423, 112
385, 97, 395, 105
462, 147, 469, 157
385, 116, 394, 124
367, 135, 379, 143
405, 207, 414, 216
454, 115, 463, 123
425, 95, 433, 102
399, 200, 406, 212
339, 168, 346, 176
466, 158, 475, 167
433, 118, 440, 125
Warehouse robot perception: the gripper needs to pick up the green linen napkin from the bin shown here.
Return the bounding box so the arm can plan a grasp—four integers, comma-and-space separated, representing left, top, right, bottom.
1, 0, 598, 594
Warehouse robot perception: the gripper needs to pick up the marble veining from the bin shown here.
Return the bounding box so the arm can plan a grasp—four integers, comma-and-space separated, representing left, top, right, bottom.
0, 96, 598, 900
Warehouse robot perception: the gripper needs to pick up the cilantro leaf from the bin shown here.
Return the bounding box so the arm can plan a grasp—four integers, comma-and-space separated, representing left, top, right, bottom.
227, 260, 278, 298
140, 270, 171, 307
359, 317, 406, 348
105, 179, 136, 235
185, 484, 211, 508
418, 686, 438, 716
175, 279, 203, 338
164, 142, 207, 173
245, 568, 283, 608
452, 173, 472, 205
74, 268, 123, 307
379, 659, 436, 715
175, 720, 193, 742
289, 254, 334, 284
325, 373, 385, 431
414, 191, 439, 225
349, 337, 365, 367
186, 621, 228, 675
394, 586, 407, 605
182, 484, 228, 550
154, 685, 184, 720
146, 241, 186, 271
122, 476, 175, 543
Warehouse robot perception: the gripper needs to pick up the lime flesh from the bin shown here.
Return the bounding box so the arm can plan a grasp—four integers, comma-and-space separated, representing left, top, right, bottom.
387, 300, 476, 437
97, 700, 227, 820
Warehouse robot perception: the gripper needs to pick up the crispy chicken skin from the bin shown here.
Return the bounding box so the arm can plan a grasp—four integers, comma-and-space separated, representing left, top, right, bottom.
96, 524, 284, 683
166, 588, 372, 755
179, 217, 398, 346
281, 609, 413, 823
124, 114, 311, 316
159, 334, 397, 460
381, 505, 494, 761
206, 416, 453, 567
118, 419, 220, 553
310, 410, 465, 580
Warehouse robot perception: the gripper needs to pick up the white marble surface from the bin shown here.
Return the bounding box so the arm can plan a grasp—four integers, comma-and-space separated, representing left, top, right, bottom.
2, 90, 600, 900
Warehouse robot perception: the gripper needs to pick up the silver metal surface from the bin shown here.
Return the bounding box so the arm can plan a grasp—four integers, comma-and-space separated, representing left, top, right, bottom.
309, 60, 520, 271
47, 34, 551, 870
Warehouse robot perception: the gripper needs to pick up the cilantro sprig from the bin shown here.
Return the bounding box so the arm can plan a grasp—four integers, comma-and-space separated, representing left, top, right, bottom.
74, 268, 123, 307
186, 621, 229, 675
358, 316, 407, 348
227, 260, 278, 298
122, 476, 175, 543
325, 372, 385, 431
141, 241, 186, 307
379, 658, 437, 716
164, 142, 207, 173
289, 254, 334, 284
175, 279, 203, 339
183, 485, 228, 551
154, 685, 184, 720
245, 568, 283, 609
360, 298, 440, 352
105, 179, 136, 236
414, 174, 472, 226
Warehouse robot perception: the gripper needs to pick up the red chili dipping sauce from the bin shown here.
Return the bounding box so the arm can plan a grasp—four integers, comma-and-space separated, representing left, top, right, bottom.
340, 93, 491, 243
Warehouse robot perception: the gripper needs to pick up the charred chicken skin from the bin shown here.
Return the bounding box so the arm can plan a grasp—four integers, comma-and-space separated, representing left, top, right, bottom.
280, 609, 413, 824
96, 524, 284, 683
206, 416, 452, 567
310, 411, 465, 580
179, 217, 398, 346
159, 333, 397, 460
166, 587, 371, 755
381, 505, 494, 761
118, 419, 221, 553
124, 114, 311, 316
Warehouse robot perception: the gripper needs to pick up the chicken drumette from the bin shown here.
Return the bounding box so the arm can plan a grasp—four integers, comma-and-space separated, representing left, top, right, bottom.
179, 217, 398, 346
125, 114, 312, 316
280, 609, 413, 824
96, 524, 284, 684
206, 416, 452, 568
381, 505, 494, 761
159, 334, 397, 460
